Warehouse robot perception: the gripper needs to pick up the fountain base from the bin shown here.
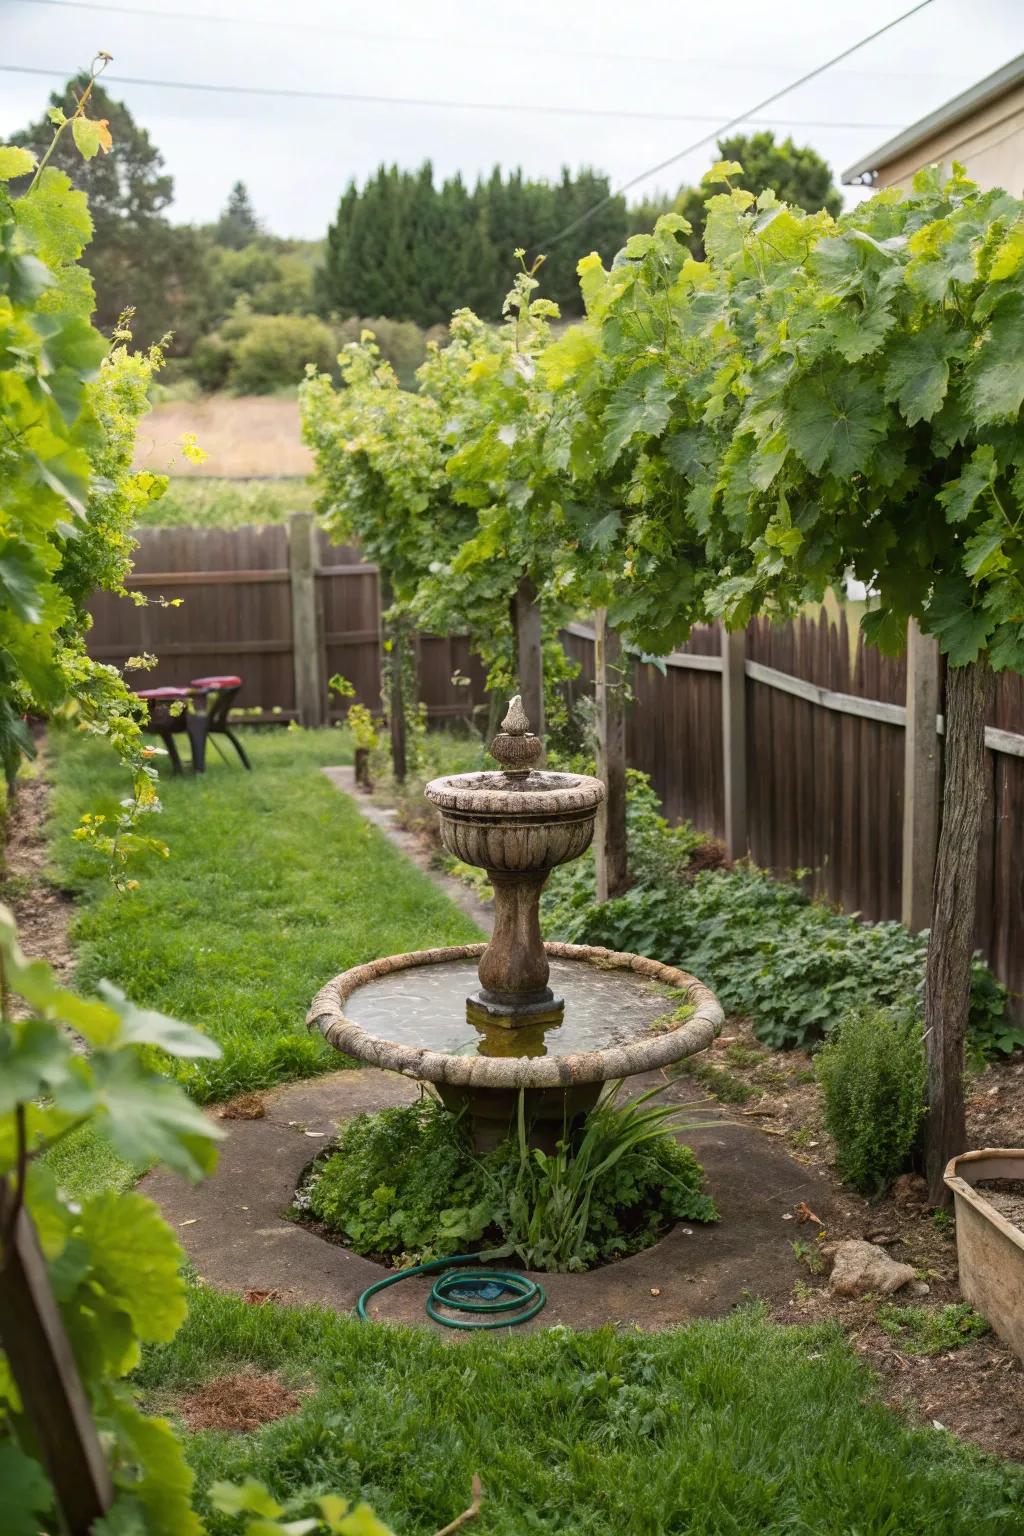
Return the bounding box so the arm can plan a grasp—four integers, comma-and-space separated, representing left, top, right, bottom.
465, 988, 565, 1030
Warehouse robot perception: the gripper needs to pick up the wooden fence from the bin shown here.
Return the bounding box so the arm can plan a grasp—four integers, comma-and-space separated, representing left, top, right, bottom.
565, 614, 1024, 1013
88, 518, 485, 725
89, 517, 1024, 1008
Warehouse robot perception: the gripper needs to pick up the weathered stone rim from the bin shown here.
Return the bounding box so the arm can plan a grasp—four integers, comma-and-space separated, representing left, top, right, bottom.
307, 942, 723, 1090
424, 772, 605, 817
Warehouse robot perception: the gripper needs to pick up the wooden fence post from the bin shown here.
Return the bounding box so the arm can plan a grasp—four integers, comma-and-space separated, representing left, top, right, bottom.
722, 625, 748, 858
512, 575, 545, 739
594, 610, 629, 901
288, 512, 323, 727
0, 1186, 113, 1534
901, 619, 941, 932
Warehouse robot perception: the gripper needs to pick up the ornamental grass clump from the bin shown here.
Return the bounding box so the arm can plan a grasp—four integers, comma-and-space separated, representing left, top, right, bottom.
301, 1085, 715, 1273
816, 1008, 927, 1195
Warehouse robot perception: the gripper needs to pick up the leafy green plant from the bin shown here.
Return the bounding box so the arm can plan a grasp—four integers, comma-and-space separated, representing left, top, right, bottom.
816, 1008, 927, 1195
302, 1086, 715, 1273
1, 58, 173, 875
877, 1303, 990, 1356
544, 858, 1011, 1055
0, 903, 223, 1534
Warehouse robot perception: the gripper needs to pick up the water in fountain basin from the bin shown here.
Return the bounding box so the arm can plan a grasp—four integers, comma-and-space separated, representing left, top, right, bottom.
343, 958, 681, 1058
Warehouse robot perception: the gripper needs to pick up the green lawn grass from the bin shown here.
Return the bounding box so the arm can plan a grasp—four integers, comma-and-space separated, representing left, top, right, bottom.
45, 727, 1024, 1532
138, 476, 317, 528
137, 1289, 1024, 1536
48, 728, 482, 1106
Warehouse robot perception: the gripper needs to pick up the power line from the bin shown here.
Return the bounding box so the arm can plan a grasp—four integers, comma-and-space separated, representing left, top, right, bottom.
546, 0, 938, 248
7, 0, 964, 83
0, 64, 906, 131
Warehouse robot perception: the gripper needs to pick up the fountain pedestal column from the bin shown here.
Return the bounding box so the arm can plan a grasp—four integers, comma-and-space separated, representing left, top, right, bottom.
469, 870, 562, 1027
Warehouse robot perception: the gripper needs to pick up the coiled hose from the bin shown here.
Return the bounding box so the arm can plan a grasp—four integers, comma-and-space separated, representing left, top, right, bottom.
356, 1252, 546, 1330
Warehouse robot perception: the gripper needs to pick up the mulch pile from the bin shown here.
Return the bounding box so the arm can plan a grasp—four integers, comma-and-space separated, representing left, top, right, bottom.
176, 1371, 302, 1433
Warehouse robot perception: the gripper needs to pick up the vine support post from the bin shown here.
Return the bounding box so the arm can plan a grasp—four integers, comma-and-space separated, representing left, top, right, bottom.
594, 609, 628, 901
0, 1184, 112, 1535
512, 574, 544, 742
901, 620, 941, 933
923, 658, 993, 1206
288, 511, 324, 728
721, 624, 748, 859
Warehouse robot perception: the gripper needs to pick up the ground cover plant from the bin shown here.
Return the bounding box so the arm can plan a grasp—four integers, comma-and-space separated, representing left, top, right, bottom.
135, 1288, 1024, 1536
540, 778, 1013, 1055
48, 729, 483, 1106
299, 1087, 715, 1272
878, 1303, 991, 1357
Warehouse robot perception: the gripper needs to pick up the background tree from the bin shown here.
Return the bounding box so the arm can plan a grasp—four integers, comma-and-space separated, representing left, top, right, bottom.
317, 162, 628, 325
215, 179, 262, 248
10, 74, 209, 351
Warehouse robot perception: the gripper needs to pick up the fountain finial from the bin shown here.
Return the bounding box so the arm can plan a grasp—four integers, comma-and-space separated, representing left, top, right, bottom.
490, 694, 543, 779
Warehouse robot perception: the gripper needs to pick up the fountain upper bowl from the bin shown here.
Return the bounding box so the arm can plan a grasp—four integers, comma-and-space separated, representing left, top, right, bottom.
424, 769, 605, 873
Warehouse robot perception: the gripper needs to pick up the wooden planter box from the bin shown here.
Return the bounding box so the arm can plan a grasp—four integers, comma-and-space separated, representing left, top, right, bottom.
945, 1149, 1024, 1362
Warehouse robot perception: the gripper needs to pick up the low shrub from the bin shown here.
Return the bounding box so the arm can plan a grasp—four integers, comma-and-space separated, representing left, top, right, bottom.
816, 1008, 927, 1194
300, 1088, 715, 1272
228, 312, 338, 393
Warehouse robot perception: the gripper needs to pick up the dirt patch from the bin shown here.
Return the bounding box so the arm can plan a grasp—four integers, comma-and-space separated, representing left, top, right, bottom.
679, 1018, 1024, 1462
2, 745, 75, 990
217, 1091, 267, 1121
176, 1370, 302, 1432
975, 1179, 1024, 1229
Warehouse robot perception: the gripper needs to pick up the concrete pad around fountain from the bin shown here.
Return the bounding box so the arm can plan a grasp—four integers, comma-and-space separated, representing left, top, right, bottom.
141, 1068, 838, 1332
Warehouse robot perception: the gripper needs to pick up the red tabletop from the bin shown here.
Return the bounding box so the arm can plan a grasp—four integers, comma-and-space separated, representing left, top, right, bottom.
189, 675, 242, 690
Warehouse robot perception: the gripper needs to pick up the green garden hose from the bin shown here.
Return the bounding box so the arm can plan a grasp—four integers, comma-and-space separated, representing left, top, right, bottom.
356, 1253, 546, 1330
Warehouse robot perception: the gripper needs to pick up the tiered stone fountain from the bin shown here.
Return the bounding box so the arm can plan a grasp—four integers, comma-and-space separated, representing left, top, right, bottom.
308, 699, 722, 1147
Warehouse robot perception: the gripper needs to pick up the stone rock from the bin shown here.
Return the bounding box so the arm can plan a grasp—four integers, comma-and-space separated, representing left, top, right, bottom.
827, 1239, 917, 1298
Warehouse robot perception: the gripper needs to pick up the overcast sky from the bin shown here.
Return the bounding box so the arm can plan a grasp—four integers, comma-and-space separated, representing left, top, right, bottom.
3, 0, 1024, 239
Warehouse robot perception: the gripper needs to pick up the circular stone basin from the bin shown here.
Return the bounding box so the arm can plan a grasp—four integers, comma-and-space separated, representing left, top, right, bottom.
308, 942, 723, 1147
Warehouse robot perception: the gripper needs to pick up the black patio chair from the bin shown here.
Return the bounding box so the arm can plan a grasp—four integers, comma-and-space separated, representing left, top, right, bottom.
186, 675, 252, 773
135, 686, 195, 775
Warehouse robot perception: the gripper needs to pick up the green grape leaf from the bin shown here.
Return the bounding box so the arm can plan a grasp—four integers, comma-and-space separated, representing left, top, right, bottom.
829, 302, 894, 363
937, 445, 996, 523
883, 323, 955, 425
582, 510, 621, 552
91, 1052, 223, 1179
963, 523, 1007, 580
784, 375, 887, 478
210, 1479, 285, 1518
0, 144, 36, 179
600, 368, 673, 466
96, 981, 221, 1059
78, 1190, 188, 1344
0, 1016, 76, 1115
968, 302, 1024, 423
925, 577, 992, 663
0, 1441, 53, 1536
988, 218, 1024, 281
15, 169, 93, 265
0, 540, 46, 624
107, 1400, 202, 1536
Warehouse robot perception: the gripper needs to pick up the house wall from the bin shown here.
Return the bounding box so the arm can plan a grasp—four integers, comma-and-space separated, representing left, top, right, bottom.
875, 80, 1024, 193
